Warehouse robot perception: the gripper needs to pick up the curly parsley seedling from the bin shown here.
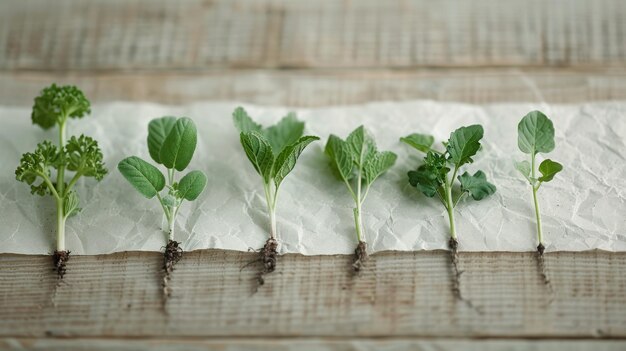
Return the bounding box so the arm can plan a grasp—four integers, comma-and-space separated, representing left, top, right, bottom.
401, 125, 495, 302
325, 126, 397, 273
118, 117, 207, 300
15, 84, 107, 280
516, 110, 563, 288
233, 107, 319, 287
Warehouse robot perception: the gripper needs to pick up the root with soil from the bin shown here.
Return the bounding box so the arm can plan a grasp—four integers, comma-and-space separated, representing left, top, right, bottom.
537, 244, 554, 295
162, 240, 183, 300
53, 250, 70, 281
255, 237, 278, 286
352, 241, 368, 274
448, 237, 463, 300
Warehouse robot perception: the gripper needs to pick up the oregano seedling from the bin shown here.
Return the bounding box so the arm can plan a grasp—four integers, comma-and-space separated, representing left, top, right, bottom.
118, 116, 207, 300
15, 84, 107, 280
401, 125, 495, 302
233, 107, 319, 287
325, 126, 397, 273
515, 110, 563, 288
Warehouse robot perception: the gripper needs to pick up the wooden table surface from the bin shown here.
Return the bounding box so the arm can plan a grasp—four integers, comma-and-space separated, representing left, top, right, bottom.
1, 1, 625, 350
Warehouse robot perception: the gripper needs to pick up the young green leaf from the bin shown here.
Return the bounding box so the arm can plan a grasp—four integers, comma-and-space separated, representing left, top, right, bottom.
518, 110, 555, 155
65, 135, 107, 180
178, 170, 208, 201
31, 84, 91, 130
148, 117, 177, 164
363, 151, 397, 185
263, 113, 305, 154
538, 159, 563, 182
118, 156, 166, 199
446, 124, 484, 167
408, 165, 440, 198
233, 107, 262, 133
514, 160, 532, 182
240, 131, 274, 183
273, 135, 319, 188
458, 171, 497, 200
400, 133, 435, 153
63, 191, 80, 217
347, 125, 376, 165
325, 135, 355, 181
160, 117, 198, 171
15, 141, 60, 196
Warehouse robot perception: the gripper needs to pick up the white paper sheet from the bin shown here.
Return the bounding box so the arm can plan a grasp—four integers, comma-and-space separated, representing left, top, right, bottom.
1, 101, 625, 255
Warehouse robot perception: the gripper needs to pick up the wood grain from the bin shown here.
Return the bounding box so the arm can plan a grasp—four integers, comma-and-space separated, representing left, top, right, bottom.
1, 68, 626, 107
1, 0, 625, 70
0, 250, 624, 338
2, 337, 626, 351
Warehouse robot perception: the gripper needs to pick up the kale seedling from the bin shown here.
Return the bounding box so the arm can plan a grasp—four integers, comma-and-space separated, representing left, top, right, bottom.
401, 125, 495, 301
233, 107, 319, 286
515, 110, 563, 287
118, 117, 207, 299
325, 126, 397, 273
15, 84, 107, 280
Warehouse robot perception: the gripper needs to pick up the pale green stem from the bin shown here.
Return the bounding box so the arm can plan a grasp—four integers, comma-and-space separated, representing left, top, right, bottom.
354, 168, 364, 243
168, 168, 175, 185
156, 192, 174, 241
65, 171, 83, 195
56, 198, 66, 251
264, 182, 277, 239
531, 154, 543, 245
56, 118, 67, 251
445, 166, 459, 240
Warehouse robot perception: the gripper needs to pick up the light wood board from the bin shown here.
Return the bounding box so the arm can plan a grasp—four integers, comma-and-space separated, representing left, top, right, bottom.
1, 250, 625, 338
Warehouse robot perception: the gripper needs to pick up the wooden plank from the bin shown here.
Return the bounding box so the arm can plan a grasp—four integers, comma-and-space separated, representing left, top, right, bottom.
0, 250, 624, 338
0, 0, 625, 70
2, 337, 626, 351
1, 68, 625, 106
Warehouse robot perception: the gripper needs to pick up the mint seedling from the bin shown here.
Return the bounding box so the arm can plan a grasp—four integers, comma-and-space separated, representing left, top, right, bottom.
118, 117, 207, 299
401, 125, 495, 301
516, 111, 563, 287
233, 107, 319, 286
325, 126, 397, 273
15, 84, 107, 280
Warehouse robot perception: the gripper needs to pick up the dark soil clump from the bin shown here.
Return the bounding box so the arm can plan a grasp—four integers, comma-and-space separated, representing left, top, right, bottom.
537, 243, 553, 293
257, 237, 278, 286
352, 241, 368, 274
162, 240, 183, 300
53, 250, 70, 280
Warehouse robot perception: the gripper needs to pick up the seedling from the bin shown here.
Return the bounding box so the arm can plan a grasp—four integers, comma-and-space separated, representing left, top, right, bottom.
15, 84, 107, 280
233, 107, 319, 286
325, 126, 397, 273
118, 117, 207, 300
401, 125, 495, 301
515, 110, 563, 288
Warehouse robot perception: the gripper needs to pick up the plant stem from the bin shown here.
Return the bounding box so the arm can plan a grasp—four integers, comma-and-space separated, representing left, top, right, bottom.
56, 198, 66, 251
56, 118, 67, 252
531, 154, 543, 245
264, 182, 277, 239
445, 171, 457, 240
354, 166, 365, 243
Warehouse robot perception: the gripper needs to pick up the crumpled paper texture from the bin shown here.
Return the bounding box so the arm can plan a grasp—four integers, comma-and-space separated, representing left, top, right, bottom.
1, 101, 625, 255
